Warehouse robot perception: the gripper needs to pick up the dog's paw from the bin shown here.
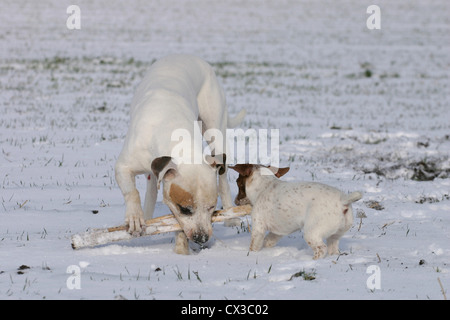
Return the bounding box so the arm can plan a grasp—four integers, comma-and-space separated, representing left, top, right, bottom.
312, 245, 327, 260
126, 214, 146, 235
174, 232, 190, 255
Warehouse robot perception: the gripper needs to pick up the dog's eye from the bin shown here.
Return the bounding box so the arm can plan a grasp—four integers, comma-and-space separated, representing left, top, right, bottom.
178, 205, 192, 215
208, 206, 215, 212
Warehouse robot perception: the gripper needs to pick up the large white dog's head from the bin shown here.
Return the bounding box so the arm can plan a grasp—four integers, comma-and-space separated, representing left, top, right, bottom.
151, 155, 226, 244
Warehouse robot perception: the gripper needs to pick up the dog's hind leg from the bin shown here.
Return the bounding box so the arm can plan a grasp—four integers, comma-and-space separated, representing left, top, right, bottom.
304, 232, 327, 260
264, 232, 283, 248
326, 217, 353, 256
326, 233, 343, 256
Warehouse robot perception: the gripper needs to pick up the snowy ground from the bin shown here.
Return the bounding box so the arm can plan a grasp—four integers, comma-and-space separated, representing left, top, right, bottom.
1, 0, 449, 300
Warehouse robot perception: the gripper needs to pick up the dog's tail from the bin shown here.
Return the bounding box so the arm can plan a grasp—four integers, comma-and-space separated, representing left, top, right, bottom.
227, 108, 247, 128
341, 191, 363, 206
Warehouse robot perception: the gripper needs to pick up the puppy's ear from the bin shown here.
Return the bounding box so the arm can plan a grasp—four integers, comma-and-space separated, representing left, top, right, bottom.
266, 166, 290, 178
229, 164, 255, 177
205, 154, 227, 175
274, 167, 290, 178
151, 156, 178, 189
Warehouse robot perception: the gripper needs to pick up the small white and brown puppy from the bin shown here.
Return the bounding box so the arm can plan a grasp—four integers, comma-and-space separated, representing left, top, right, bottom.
230, 164, 363, 259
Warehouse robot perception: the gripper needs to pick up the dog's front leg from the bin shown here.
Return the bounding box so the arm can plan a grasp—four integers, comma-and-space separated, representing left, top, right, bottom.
143, 172, 157, 220
215, 125, 236, 227
220, 167, 240, 227
249, 217, 266, 251
219, 169, 233, 209
115, 164, 145, 234
174, 231, 190, 255
249, 231, 265, 251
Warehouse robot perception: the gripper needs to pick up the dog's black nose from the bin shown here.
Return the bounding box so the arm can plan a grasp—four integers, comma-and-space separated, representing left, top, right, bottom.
192, 233, 209, 244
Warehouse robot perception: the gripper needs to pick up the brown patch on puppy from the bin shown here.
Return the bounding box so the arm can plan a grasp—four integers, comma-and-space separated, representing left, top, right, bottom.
230, 164, 290, 206
229, 164, 255, 177
235, 174, 251, 205
229, 164, 255, 206
169, 184, 194, 208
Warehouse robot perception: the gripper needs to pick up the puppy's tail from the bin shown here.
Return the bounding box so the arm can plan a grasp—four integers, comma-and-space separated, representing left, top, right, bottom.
227, 108, 247, 128
341, 191, 363, 206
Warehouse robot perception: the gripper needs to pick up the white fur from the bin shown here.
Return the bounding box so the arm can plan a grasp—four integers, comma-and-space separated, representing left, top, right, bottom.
246, 167, 362, 259
115, 54, 245, 254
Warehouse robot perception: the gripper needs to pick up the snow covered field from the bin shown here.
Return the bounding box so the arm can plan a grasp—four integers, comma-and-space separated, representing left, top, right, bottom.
1, 0, 449, 300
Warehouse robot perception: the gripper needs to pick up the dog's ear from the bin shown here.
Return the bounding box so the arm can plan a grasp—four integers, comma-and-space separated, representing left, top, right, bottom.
273, 166, 290, 178
151, 156, 178, 189
205, 153, 227, 175
229, 164, 255, 177
265, 166, 290, 178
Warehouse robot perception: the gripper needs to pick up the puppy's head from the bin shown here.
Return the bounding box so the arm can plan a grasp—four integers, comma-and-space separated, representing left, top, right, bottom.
230, 164, 290, 205
151, 155, 226, 244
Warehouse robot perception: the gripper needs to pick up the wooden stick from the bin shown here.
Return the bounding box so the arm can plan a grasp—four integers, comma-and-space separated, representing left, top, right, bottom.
71, 205, 252, 250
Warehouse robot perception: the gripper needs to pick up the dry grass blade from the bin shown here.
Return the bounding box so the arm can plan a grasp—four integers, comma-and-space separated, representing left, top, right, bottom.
438, 277, 447, 300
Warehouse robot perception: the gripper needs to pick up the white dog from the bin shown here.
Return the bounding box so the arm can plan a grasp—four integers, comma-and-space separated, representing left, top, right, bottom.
230, 164, 362, 259
115, 54, 246, 254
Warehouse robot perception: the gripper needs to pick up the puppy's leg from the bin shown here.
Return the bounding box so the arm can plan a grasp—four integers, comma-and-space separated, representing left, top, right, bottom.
115, 164, 145, 234
143, 172, 157, 220
304, 232, 327, 260
326, 233, 342, 256
327, 223, 352, 256
249, 214, 266, 251
174, 231, 190, 255
263, 232, 283, 248
327, 205, 354, 255
250, 232, 265, 251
